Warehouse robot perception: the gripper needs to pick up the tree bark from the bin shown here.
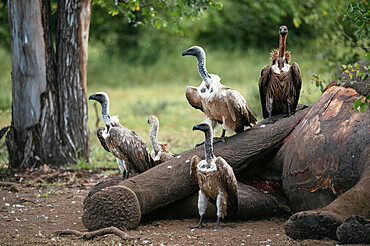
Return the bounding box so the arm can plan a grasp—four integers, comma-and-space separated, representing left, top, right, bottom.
6, 0, 92, 169
6, 0, 48, 168
82, 106, 308, 230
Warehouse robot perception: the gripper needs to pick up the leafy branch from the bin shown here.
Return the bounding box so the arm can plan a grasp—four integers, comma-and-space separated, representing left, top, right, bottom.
312, 62, 369, 113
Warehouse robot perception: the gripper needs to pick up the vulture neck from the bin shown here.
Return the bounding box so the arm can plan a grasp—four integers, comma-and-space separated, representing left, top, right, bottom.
149, 122, 160, 153
279, 34, 287, 58
196, 52, 211, 85
101, 101, 111, 127
204, 129, 215, 166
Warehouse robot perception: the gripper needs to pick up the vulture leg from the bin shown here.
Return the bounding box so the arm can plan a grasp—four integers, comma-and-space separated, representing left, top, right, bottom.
116, 158, 129, 180
286, 99, 292, 117
191, 190, 208, 229
214, 216, 221, 229
190, 215, 205, 229
267, 98, 276, 123
214, 193, 226, 229
220, 129, 226, 142
122, 170, 129, 180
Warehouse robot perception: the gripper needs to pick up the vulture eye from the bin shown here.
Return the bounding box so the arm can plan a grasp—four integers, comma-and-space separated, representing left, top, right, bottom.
201, 88, 206, 93
210, 88, 213, 93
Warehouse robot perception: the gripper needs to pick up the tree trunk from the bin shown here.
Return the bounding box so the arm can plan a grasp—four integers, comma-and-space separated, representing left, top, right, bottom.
6, 0, 92, 169
82, 106, 308, 230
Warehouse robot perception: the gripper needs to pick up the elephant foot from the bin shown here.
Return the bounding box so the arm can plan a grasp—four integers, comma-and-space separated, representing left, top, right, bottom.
336, 215, 370, 244
284, 211, 342, 240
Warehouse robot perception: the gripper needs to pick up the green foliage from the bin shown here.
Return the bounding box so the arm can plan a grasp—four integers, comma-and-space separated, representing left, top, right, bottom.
298, 0, 369, 70
0, 2, 10, 50
94, 0, 222, 28
343, 1, 369, 46
195, 0, 319, 49
311, 73, 328, 93
312, 62, 369, 113
353, 95, 370, 113
341, 63, 369, 83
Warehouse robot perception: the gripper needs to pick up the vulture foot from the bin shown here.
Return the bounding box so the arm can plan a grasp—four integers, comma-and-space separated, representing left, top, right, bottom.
213, 136, 227, 144
213, 217, 222, 229
189, 224, 205, 229
266, 117, 276, 124
285, 112, 294, 118
190, 216, 205, 229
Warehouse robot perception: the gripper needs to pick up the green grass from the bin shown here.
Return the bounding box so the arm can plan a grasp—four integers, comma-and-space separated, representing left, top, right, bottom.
0, 45, 332, 168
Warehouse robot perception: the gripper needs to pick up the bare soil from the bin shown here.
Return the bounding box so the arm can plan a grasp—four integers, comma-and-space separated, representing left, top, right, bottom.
0, 167, 342, 245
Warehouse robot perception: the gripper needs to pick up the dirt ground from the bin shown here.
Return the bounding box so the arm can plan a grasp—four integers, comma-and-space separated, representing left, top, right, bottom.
0, 167, 343, 246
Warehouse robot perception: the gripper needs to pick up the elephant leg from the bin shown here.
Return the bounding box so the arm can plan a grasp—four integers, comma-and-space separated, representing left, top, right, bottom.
285, 168, 370, 242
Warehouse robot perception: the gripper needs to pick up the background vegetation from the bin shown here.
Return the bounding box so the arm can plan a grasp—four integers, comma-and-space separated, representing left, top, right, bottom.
0, 0, 368, 169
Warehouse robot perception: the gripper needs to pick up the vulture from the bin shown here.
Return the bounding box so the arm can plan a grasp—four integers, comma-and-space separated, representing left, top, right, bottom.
147, 115, 174, 164
190, 122, 238, 229
258, 25, 302, 122
183, 46, 257, 142
89, 92, 155, 179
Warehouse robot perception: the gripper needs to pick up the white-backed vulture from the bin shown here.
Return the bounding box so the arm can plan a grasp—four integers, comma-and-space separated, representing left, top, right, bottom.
183, 46, 257, 141
190, 122, 238, 229
89, 92, 155, 179
258, 25, 302, 122
147, 115, 174, 164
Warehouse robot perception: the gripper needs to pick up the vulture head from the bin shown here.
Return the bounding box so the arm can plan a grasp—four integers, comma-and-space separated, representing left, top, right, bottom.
148, 115, 159, 128
193, 121, 212, 134
89, 92, 117, 127
89, 92, 109, 105
182, 46, 205, 58
279, 25, 288, 36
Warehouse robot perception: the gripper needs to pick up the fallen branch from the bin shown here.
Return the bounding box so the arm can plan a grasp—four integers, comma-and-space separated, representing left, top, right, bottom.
55, 227, 137, 240
0, 181, 20, 192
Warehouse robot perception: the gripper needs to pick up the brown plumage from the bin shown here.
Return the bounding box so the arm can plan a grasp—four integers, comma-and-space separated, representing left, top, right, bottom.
259, 25, 302, 122
190, 122, 238, 228
183, 46, 257, 141
102, 126, 155, 174
89, 92, 155, 179
147, 115, 174, 164
186, 83, 257, 134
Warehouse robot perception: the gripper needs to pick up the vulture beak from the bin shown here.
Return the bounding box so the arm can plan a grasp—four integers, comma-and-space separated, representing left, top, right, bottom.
88, 94, 97, 100
280, 26, 288, 35
88, 93, 106, 104
192, 124, 200, 131
182, 49, 190, 56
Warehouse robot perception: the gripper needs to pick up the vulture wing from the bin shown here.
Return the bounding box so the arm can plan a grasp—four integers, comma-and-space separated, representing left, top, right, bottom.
96, 126, 110, 152
225, 88, 256, 125
215, 157, 238, 215
258, 65, 272, 119
190, 155, 202, 184
159, 143, 175, 162
291, 62, 302, 111
186, 86, 203, 111
109, 127, 155, 174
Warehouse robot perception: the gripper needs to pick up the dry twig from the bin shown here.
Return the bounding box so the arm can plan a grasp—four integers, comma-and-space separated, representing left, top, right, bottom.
55, 227, 137, 241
